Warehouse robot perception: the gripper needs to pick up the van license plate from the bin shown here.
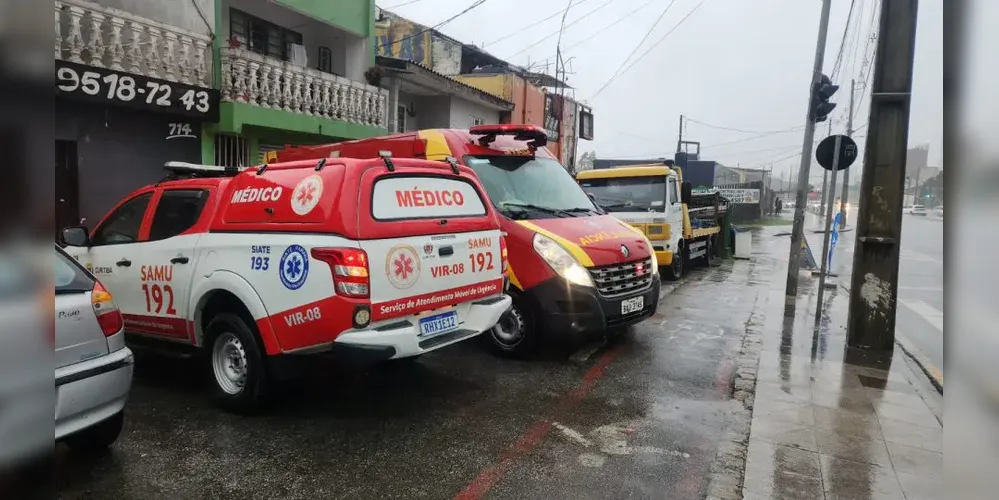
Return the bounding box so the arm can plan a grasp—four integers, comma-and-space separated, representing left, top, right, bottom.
621, 296, 644, 315
419, 311, 459, 338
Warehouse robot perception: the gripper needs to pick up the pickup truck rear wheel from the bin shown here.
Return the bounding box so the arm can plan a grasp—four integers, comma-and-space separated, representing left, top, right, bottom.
665, 241, 685, 281
488, 294, 538, 358
206, 313, 271, 413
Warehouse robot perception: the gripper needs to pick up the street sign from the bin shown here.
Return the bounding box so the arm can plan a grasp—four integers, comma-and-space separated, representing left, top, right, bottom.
815, 134, 858, 171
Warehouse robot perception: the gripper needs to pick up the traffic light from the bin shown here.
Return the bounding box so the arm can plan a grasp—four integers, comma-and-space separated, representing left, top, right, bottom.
809, 73, 839, 123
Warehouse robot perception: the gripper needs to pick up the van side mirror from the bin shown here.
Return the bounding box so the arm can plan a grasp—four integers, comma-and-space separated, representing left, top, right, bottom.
61, 226, 91, 247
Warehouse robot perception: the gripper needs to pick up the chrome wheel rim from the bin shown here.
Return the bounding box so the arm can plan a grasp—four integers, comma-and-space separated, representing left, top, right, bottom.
212, 332, 247, 395
492, 305, 526, 347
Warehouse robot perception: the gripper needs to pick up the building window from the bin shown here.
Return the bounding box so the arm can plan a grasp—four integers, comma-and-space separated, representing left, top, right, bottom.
396, 105, 407, 133
318, 46, 333, 74
471, 116, 485, 126
230, 9, 303, 62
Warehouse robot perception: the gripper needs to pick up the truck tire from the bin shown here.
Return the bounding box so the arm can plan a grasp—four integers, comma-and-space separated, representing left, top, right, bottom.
487, 292, 539, 358
64, 411, 124, 452
665, 241, 685, 281
205, 312, 272, 413
704, 238, 714, 267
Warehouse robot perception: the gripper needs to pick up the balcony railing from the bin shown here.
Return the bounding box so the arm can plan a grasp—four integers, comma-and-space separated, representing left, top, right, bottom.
220, 47, 388, 129
55, 0, 213, 87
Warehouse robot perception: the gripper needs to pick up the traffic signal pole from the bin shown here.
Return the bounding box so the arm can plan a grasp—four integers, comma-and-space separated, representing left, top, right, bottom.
784, 0, 833, 317
847, 0, 919, 349
839, 79, 856, 230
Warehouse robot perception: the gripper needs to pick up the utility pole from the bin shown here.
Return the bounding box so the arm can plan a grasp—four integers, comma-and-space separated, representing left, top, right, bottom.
847, 0, 919, 350
676, 114, 684, 154
819, 120, 832, 217
839, 78, 856, 229
785, 0, 833, 316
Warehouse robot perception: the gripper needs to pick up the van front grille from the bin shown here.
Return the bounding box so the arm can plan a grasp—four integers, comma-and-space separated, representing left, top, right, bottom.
588, 257, 655, 297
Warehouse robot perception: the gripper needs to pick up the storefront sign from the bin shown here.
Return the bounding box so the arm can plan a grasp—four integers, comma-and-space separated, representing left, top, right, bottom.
55, 60, 219, 120
719, 188, 760, 204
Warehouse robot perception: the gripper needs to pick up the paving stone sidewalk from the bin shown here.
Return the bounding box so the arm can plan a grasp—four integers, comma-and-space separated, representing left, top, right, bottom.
741, 248, 943, 500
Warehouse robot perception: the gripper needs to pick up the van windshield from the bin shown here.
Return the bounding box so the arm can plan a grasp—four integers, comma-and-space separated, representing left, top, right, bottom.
578, 176, 666, 212
463, 156, 598, 219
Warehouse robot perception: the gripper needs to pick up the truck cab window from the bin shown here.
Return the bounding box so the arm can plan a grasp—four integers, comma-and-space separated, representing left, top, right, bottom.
92, 193, 152, 246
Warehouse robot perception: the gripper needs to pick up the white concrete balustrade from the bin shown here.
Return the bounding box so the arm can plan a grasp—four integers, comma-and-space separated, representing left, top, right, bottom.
55, 0, 213, 87
220, 47, 388, 128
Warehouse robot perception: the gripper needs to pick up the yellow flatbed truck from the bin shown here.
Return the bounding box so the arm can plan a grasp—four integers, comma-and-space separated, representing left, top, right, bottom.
576, 164, 726, 281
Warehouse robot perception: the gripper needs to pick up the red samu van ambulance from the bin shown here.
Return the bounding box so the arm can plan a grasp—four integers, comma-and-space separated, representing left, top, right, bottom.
275, 125, 661, 356
60, 157, 511, 411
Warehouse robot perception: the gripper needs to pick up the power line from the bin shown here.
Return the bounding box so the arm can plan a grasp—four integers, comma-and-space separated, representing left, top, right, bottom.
382, 0, 426, 9
376, 0, 490, 50
686, 117, 803, 135
506, 0, 622, 60
590, 0, 709, 99
589, 0, 678, 99
483, 0, 597, 47
525, 0, 660, 66
830, 0, 858, 80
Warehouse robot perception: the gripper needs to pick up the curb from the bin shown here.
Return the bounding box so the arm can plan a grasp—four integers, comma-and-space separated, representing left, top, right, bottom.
837, 282, 944, 393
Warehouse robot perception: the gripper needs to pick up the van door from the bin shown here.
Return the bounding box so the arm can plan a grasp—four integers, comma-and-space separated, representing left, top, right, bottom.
356, 167, 505, 329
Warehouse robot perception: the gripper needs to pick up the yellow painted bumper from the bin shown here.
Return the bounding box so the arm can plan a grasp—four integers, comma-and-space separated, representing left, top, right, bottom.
655, 250, 674, 266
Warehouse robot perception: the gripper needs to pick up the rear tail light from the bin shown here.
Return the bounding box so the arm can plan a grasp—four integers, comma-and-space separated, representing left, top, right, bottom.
91, 281, 124, 337
500, 234, 509, 273
311, 248, 370, 298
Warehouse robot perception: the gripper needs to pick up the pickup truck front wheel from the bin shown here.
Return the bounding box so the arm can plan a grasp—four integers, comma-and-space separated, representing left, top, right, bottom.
487, 293, 538, 358
206, 313, 271, 413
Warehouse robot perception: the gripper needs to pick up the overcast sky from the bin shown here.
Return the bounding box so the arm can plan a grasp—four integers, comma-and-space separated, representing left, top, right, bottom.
376, 0, 943, 181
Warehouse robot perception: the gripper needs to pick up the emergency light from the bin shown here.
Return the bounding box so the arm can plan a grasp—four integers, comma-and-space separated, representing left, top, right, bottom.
469, 124, 548, 150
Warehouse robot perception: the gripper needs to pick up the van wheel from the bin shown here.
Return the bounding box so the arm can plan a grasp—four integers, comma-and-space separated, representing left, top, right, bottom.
65, 411, 123, 452
488, 295, 538, 358
205, 312, 271, 413
665, 241, 685, 281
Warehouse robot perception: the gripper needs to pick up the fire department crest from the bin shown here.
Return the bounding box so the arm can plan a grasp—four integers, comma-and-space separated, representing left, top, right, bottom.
386, 245, 421, 289
291, 174, 323, 216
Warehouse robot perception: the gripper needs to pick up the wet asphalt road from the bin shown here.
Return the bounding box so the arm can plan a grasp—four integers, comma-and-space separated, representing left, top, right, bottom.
56, 233, 776, 500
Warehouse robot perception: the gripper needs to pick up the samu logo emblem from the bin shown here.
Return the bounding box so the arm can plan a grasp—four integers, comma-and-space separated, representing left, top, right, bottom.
279, 244, 309, 290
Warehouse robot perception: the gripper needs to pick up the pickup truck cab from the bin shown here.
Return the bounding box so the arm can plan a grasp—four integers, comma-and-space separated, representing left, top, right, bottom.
59, 157, 511, 411
274, 125, 661, 357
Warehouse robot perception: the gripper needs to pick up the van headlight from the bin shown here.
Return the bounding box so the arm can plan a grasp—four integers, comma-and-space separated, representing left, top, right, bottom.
533, 233, 594, 287
648, 242, 659, 274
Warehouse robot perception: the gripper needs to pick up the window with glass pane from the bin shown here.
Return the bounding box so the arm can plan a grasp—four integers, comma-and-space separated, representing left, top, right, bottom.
148, 190, 209, 241
92, 193, 152, 246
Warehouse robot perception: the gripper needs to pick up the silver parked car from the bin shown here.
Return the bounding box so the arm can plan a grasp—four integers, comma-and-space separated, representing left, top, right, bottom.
54, 245, 134, 450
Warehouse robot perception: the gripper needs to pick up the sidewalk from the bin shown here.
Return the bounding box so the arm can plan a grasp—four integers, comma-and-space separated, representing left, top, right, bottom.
739, 228, 943, 500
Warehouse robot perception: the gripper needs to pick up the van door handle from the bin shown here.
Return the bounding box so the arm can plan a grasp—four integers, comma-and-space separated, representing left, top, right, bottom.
171, 256, 189, 264
116, 259, 131, 267
438, 245, 454, 257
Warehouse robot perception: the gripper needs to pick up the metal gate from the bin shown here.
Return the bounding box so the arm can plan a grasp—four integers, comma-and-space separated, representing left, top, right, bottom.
215, 134, 249, 168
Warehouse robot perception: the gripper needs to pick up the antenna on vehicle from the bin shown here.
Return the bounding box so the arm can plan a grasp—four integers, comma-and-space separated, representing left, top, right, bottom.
378, 150, 395, 172
445, 156, 461, 175
315, 158, 327, 171
256, 163, 268, 175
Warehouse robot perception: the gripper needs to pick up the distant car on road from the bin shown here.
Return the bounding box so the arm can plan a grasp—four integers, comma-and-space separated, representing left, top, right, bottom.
55, 245, 133, 451
911, 205, 928, 216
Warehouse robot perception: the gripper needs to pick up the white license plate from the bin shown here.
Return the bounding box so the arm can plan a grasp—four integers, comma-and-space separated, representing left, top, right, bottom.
418, 311, 459, 338
621, 296, 644, 315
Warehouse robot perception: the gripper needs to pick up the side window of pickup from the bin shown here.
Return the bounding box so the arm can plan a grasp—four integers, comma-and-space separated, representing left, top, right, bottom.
148, 189, 209, 241
92, 193, 153, 246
